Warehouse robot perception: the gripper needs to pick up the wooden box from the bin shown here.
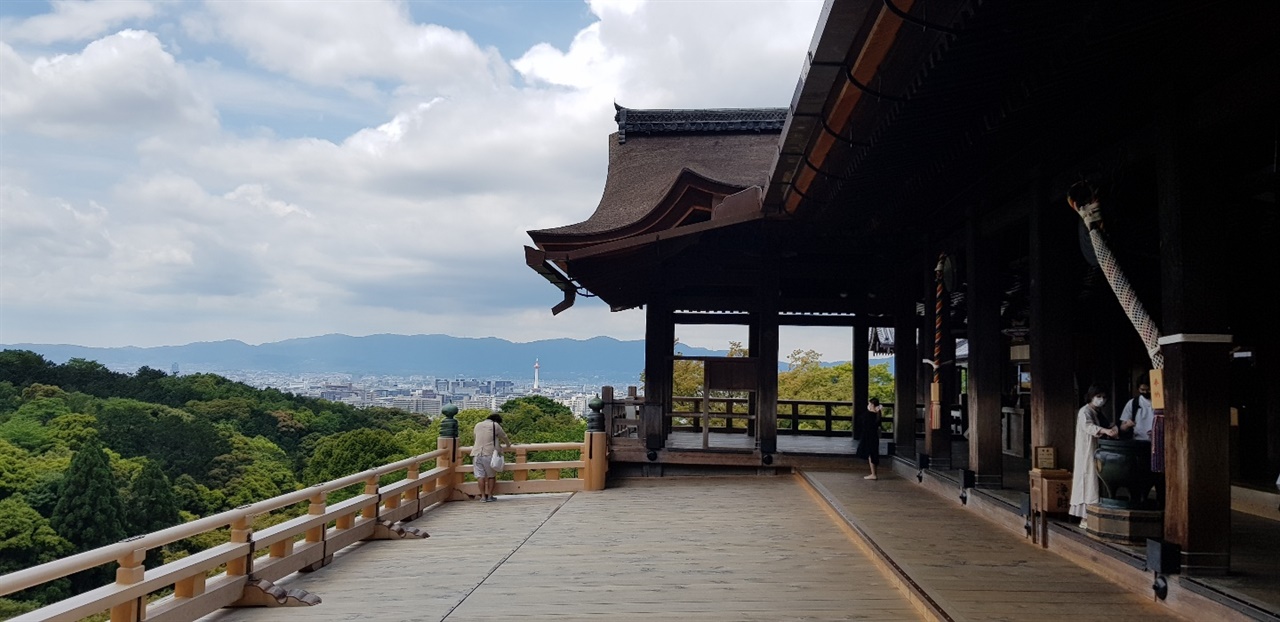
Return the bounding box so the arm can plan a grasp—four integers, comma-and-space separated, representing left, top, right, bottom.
1030, 468, 1072, 514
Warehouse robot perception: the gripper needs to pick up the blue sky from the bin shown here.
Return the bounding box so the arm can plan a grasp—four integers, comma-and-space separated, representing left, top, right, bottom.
0, 0, 849, 357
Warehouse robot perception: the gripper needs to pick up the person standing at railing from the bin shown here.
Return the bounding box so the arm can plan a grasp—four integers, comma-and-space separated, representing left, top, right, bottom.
473, 413, 512, 502
855, 398, 883, 480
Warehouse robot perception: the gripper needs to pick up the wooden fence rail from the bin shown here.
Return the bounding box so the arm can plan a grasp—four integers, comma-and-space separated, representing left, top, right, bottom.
609, 396, 902, 440
0, 433, 607, 622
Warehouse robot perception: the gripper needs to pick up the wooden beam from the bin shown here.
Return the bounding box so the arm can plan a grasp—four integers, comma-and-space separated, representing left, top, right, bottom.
853, 315, 869, 451
892, 285, 919, 458
1157, 118, 1231, 576
644, 298, 673, 440
967, 208, 1004, 488
1029, 175, 1077, 469
755, 263, 780, 456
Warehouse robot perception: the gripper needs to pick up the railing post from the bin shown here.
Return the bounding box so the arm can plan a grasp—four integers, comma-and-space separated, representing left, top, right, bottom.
514, 448, 528, 482
438, 404, 459, 499
826, 403, 834, 434
109, 547, 146, 622
585, 396, 607, 491
306, 489, 326, 543
361, 475, 379, 520
226, 516, 252, 576
404, 461, 420, 508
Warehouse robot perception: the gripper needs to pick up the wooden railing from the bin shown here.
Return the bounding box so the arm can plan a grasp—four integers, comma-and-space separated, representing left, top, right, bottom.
0, 433, 606, 622
668, 397, 886, 437
607, 395, 901, 440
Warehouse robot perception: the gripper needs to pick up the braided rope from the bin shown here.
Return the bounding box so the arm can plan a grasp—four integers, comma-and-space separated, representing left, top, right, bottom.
1085, 224, 1165, 370
934, 254, 944, 385
1070, 191, 1166, 472
932, 254, 945, 431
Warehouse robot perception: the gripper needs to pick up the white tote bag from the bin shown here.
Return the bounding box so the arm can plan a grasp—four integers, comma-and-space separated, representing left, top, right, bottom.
489, 422, 505, 472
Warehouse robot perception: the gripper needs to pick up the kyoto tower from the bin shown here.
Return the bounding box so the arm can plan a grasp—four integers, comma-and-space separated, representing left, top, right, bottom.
533, 359, 541, 392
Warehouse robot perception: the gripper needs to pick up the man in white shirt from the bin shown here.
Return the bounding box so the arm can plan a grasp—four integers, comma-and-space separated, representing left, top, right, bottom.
472, 414, 511, 502
1120, 379, 1154, 441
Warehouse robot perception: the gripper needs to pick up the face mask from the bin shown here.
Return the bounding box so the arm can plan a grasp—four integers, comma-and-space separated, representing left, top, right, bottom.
1092, 397, 1106, 407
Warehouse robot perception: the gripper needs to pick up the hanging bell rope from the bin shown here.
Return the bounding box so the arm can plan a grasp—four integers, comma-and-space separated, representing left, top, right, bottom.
1068, 181, 1166, 472
1067, 182, 1165, 370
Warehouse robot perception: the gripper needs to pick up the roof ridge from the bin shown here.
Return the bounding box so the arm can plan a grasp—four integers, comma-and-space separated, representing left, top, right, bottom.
613, 104, 787, 144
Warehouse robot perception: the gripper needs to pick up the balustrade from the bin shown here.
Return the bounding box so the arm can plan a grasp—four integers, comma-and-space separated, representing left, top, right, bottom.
0, 429, 607, 622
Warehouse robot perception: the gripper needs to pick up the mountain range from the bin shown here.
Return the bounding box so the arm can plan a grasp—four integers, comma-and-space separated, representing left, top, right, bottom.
1, 334, 712, 381
2, 334, 890, 382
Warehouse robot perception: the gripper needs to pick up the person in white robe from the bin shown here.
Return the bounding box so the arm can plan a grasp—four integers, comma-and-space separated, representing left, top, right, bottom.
1069, 385, 1119, 529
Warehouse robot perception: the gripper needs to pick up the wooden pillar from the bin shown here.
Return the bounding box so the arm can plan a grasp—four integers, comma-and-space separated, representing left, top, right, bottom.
755, 268, 779, 456
1265, 348, 1280, 482
854, 316, 870, 446
968, 212, 1004, 488
893, 282, 919, 459
1029, 176, 1078, 467
584, 430, 607, 491
644, 297, 673, 445
1158, 118, 1231, 575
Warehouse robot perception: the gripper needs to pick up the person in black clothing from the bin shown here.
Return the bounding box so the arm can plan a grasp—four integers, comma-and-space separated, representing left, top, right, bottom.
856, 398, 882, 480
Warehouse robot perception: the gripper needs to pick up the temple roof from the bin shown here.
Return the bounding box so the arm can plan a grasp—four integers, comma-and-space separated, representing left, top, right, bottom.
528, 106, 784, 240
613, 105, 787, 144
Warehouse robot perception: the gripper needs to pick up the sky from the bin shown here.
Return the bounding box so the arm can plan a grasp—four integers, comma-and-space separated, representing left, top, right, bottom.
0, 0, 859, 359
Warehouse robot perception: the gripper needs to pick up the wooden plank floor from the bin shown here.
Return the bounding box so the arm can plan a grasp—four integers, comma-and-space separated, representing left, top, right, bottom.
203, 478, 919, 621
805, 471, 1183, 622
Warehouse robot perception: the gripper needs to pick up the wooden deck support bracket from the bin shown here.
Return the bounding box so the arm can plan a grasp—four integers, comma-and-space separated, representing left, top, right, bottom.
228, 579, 321, 608
367, 519, 429, 540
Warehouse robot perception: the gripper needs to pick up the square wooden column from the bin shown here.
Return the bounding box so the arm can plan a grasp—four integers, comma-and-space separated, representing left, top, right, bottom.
1158, 120, 1231, 575
893, 282, 919, 459
967, 216, 1004, 488
754, 268, 779, 456
1029, 178, 1078, 467
854, 316, 870, 446
644, 298, 673, 448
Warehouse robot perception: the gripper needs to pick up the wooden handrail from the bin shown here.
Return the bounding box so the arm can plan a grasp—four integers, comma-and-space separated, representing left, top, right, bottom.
0, 447, 448, 597
0, 437, 605, 621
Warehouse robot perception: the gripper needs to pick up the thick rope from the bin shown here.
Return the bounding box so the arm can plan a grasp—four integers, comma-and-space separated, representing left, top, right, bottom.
932, 254, 945, 431
1070, 188, 1165, 471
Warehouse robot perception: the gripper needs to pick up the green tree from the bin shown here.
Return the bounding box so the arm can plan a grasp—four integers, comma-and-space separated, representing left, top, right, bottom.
173, 474, 225, 516
124, 461, 181, 536
95, 398, 158, 457
0, 350, 56, 388
0, 496, 74, 605
51, 438, 126, 553
47, 413, 99, 451
0, 411, 55, 453
124, 461, 181, 568
211, 434, 299, 506
0, 438, 35, 498
50, 439, 126, 594
303, 429, 405, 485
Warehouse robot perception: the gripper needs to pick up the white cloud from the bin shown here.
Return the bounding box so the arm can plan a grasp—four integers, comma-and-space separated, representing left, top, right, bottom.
0, 0, 156, 45
0, 0, 825, 348
0, 30, 216, 138
197, 0, 506, 92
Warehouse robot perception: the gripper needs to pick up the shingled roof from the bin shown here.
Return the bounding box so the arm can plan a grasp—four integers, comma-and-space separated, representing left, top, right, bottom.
529, 106, 785, 240
614, 105, 787, 144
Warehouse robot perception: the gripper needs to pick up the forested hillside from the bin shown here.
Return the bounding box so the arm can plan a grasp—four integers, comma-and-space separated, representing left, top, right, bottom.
0, 350, 582, 618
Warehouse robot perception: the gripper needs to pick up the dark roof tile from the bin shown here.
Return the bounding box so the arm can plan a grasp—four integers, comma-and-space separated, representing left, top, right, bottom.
614, 104, 786, 144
